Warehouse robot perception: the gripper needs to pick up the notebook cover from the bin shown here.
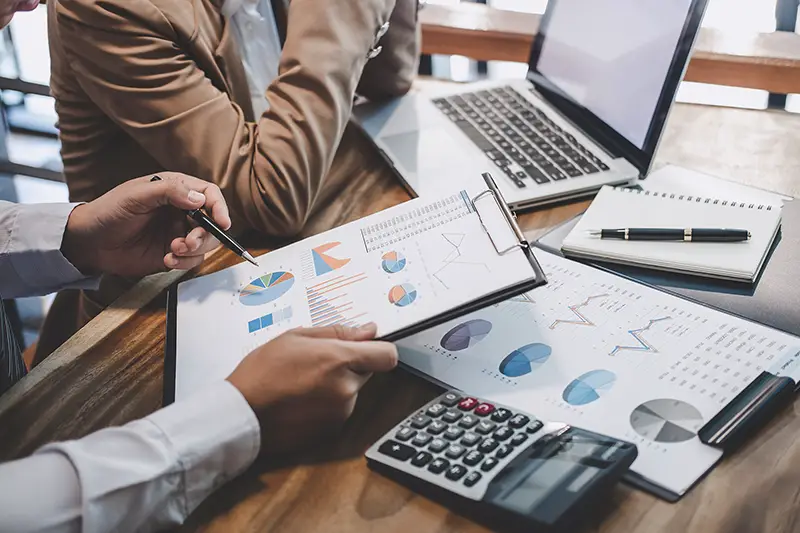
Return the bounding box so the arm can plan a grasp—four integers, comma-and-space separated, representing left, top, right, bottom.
535, 200, 800, 338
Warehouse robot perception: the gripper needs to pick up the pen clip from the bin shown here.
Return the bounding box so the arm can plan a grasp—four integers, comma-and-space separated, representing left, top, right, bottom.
471, 173, 528, 256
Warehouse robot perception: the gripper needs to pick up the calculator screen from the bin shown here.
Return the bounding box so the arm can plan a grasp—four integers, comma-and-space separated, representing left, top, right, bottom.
488, 430, 615, 514
498, 459, 591, 513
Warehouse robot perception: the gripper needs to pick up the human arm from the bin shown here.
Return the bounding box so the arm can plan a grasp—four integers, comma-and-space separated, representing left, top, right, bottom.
0, 380, 260, 533
0, 173, 229, 299
0, 201, 97, 299
0, 324, 397, 532
54, 0, 399, 238
357, 0, 421, 101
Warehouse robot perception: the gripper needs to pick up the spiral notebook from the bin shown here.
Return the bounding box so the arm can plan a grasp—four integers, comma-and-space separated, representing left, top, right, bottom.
561, 185, 783, 282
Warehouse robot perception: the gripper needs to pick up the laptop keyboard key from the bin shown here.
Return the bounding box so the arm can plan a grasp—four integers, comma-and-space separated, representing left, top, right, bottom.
523, 165, 550, 184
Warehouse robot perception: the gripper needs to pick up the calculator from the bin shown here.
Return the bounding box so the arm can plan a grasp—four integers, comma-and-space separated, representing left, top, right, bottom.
366, 391, 638, 531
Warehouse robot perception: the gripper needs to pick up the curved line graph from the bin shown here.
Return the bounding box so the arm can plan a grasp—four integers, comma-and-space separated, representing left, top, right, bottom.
549, 294, 608, 330
610, 317, 671, 356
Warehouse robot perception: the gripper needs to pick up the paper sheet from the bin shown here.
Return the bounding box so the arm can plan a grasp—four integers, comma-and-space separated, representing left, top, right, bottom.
175, 187, 535, 400
397, 251, 800, 496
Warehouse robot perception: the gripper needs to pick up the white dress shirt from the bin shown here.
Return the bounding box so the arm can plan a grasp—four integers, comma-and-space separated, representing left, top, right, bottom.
222, 0, 283, 117
0, 201, 261, 533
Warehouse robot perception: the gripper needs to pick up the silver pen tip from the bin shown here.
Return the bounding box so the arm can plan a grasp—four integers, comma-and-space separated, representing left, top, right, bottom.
243, 251, 259, 267
587, 230, 602, 236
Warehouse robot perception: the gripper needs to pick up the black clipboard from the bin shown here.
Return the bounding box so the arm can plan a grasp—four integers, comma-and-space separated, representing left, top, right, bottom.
164, 173, 547, 406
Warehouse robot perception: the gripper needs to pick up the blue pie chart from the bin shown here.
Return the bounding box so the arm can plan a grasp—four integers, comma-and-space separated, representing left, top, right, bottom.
381, 251, 407, 274
562, 369, 616, 406
499, 343, 551, 378
440, 319, 493, 351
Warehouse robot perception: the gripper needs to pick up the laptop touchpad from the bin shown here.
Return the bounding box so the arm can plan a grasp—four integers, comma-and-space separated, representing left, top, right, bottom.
381, 129, 472, 174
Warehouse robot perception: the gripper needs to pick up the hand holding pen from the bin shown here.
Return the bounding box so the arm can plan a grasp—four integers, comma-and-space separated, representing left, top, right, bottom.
61, 172, 257, 278
150, 175, 258, 266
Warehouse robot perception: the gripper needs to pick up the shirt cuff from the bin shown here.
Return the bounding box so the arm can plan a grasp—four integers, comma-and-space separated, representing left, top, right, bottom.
8, 202, 99, 292
147, 380, 261, 511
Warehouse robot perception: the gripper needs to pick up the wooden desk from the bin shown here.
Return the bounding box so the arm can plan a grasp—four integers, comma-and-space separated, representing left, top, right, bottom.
3, 97, 800, 532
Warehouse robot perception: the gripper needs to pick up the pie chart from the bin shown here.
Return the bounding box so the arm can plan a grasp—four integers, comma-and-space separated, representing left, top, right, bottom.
388, 283, 417, 307
630, 399, 703, 443
562, 369, 616, 406
381, 251, 407, 274
498, 343, 551, 378
440, 319, 493, 351
239, 272, 295, 306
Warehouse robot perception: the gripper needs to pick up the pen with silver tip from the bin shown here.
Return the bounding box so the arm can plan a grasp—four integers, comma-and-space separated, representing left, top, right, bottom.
150, 175, 259, 266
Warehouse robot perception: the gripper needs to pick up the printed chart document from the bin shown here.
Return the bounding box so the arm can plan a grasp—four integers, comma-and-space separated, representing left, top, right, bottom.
174, 179, 544, 401
396, 251, 800, 498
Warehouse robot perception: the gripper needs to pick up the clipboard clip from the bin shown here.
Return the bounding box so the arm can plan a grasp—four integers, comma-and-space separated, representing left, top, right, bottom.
471, 172, 529, 255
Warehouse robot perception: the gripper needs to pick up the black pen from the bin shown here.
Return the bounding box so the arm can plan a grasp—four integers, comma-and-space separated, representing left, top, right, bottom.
588, 228, 751, 242
151, 175, 259, 266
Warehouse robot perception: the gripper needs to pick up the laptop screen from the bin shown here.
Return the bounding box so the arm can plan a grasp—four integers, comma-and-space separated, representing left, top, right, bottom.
527, 0, 708, 174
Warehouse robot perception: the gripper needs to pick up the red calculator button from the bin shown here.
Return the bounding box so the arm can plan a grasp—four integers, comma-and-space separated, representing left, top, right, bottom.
458, 397, 479, 411
474, 403, 495, 416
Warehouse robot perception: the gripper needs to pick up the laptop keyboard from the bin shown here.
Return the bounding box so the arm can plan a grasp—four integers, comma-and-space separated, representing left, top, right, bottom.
432, 86, 609, 188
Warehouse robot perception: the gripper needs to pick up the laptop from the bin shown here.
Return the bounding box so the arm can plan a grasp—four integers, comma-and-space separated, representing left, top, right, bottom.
354, 0, 710, 210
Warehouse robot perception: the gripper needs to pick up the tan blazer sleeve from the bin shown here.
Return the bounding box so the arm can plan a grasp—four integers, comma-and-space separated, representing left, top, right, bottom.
357, 0, 421, 101
54, 0, 400, 237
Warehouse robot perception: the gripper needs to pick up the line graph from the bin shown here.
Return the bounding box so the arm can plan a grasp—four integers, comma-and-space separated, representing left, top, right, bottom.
610, 317, 671, 356
433, 233, 490, 289
549, 294, 608, 330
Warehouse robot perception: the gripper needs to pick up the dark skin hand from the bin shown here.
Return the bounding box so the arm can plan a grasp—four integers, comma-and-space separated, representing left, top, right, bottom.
228, 323, 399, 453
61, 172, 232, 277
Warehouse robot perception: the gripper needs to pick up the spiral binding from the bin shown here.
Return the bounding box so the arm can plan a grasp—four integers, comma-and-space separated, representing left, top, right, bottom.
621, 187, 775, 211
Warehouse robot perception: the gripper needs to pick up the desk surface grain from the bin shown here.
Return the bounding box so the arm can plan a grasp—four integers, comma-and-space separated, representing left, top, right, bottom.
3, 100, 800, 533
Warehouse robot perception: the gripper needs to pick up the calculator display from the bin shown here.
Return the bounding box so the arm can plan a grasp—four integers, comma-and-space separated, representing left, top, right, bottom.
486, 428, 625, 517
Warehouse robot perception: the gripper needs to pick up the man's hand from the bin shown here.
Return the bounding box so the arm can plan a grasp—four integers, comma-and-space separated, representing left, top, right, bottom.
61, 172, 232, 277
227, 323, 398, 453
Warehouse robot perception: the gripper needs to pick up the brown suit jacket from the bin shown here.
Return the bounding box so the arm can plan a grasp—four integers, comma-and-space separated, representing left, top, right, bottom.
38, 0, 420, 359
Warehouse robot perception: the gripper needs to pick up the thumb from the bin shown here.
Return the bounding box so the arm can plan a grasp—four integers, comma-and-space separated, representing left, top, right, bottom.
346, 341, 399, 374
294, 322, 378, 341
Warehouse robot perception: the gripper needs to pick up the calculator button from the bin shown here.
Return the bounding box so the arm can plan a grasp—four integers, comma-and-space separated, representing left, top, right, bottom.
491, 408, 513, 423
464, 471, 483, 487
526, 420, 544, 434
474, 403, 495, 417
396, 427, 416, 442
411, 451, 433, 467
463, 450, 484, 466
494, 426, 514, 441
426, 404, 448, 417
511, 433, 529, 446
509, 414, 530, 428
444, 426, 465, 441
428, 457, 450, 474
445, 464, 468, 481
478, 438, 500, 453
460, 432, 481, 447
427, 420, 448, 435
475, 421, 497, 435
495, 444, 513, 459
458, 398, 479, 411
410, 414, 432, 429
445, 444, 467, 459
481, 457, 500, 472
441, 392, 462, 407
458, 415, 479, 429
412, 432, 433, 447
442, 410, 463, 423
378, 440, 416, 461
429, 438, 448, 453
